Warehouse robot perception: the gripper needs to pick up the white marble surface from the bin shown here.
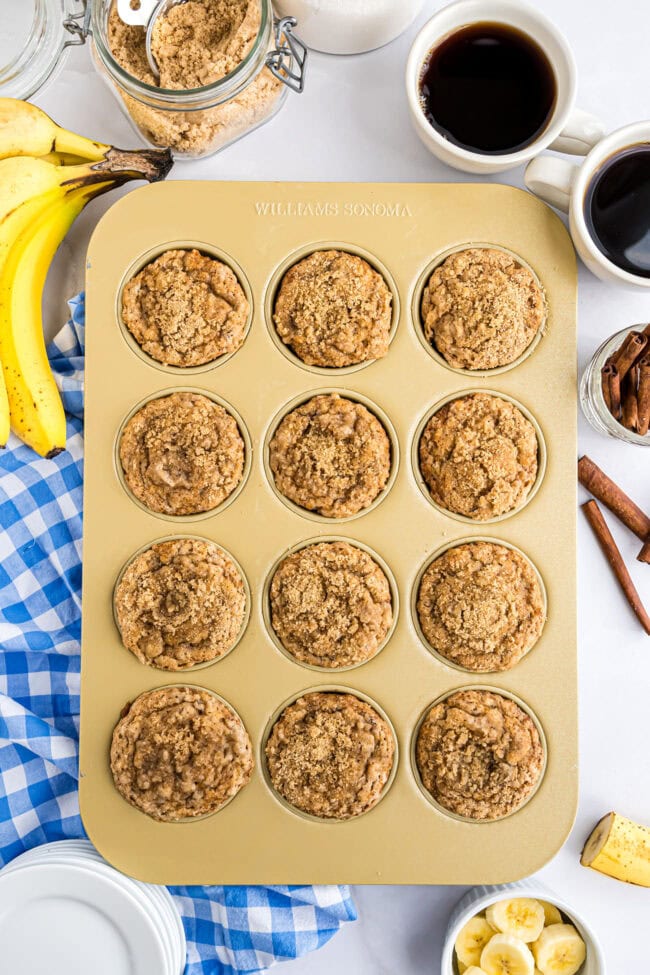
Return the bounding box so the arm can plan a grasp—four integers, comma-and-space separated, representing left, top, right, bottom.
33, 0, 650, 970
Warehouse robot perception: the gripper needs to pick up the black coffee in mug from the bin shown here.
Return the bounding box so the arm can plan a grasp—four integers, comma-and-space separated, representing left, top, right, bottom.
419, 22, 556, 154
584, 146, 650, 278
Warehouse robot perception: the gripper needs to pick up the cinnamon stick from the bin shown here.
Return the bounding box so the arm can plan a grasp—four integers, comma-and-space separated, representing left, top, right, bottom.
621, 364, 639, 431
637, 355, 650, 436
608, 363, 622, 418
578, 455, 650, 540
638, 538, 650, 565
601, 362, 614, 411
612, 331, 648, 379
582, 500, 650, 635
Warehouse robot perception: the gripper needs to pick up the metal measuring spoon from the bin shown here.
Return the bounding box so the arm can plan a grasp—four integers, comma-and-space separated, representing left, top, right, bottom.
115, 0, 187, 79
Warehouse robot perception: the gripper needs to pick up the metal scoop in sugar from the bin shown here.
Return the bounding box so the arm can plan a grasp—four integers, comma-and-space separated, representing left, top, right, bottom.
115, 0, 307, 91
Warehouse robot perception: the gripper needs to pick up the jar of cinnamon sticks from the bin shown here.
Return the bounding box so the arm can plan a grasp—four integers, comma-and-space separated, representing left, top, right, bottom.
580, 325, 650, 445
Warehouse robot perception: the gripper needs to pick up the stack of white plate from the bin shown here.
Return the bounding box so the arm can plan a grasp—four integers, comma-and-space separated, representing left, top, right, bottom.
0, 839, 186, 975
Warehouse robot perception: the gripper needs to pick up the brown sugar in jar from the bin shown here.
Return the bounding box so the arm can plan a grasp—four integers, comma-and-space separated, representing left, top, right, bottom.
93, 0, 302, 158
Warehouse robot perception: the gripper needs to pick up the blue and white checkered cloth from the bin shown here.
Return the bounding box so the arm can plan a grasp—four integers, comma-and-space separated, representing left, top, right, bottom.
0, 295, 356, 975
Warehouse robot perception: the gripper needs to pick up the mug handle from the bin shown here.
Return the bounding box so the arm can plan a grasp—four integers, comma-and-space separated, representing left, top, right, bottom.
548, 107, 606, 156
524, 155, 579, 213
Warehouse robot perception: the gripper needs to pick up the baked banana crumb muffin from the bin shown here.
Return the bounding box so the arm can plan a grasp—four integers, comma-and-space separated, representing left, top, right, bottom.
119, 391, 245, 516
417, 541, 545, 672
415, 688, 544, 820
110, 685, 253, 821
273, 249, 392, 367
418, 392, 539, 520
421, 248, 546, 370
121, 249, 249, 367
115, 538, 246, 670
265, 692, 395, 819
268, 393, 392, 518
269, 541, 393, 668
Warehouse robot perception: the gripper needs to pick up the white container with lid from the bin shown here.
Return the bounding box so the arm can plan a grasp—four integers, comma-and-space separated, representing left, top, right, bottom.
272, 0, 427, 55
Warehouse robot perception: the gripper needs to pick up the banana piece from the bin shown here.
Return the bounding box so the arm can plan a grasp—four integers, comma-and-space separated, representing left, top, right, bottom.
0, 156, 124, 227
581, 811, 650, 886
0, 157, 70, 223
0, 183, 112, 456
0, 188, 65, 450
480, 934, 535, 975
455, 917, 496, 968
0, 193, 81, 455
0, 356, 9, 447
532, 924, 585, 975
39, 152, 89, 167
0, 147, 173, 234
0, 98, 108, 162
486, 899, 545, 943
539, 902, 562, 927
464, 969, 488, 975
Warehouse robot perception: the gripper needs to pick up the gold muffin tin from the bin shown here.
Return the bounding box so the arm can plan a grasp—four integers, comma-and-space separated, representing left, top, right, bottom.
80, 181, 577, 885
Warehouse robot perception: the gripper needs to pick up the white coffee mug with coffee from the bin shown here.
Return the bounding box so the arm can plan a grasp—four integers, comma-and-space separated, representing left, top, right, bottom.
525, 121, 650, 288
405, 0, 604, 175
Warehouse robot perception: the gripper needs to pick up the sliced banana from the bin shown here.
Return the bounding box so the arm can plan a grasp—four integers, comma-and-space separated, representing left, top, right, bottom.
582, 811, 650, 886
532, 924, 586, 975
539, 901, 562, 926
486, 899, 545, 943
456, 917, 496, 967
465, 968, 488, 975
480, 933, 535, 975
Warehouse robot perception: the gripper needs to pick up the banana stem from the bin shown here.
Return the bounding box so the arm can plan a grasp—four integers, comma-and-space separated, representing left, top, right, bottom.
60, 147, 174, 189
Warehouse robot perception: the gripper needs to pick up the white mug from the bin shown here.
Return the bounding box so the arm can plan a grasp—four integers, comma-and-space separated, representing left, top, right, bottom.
405, 0, 605, 175
525, 120, 650, 288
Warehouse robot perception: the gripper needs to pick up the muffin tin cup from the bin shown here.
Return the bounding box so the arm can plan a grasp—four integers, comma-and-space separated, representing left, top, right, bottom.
260, 685, 400, 825
112, 535, 252, 673
263, 387, 400, 525
116, 240, 254, 376
262, 535, 400, 673
114, 386, 253, 523
115, 683, 254, 825
411, 241, 548, 378
410, 536, 548, 675
411, 388, 548, 525
409, 685, 548, 825
264, 241, 401, 377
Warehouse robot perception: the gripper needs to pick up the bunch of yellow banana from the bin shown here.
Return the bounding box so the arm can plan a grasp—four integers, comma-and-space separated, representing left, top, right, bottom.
0, 98, 172, 458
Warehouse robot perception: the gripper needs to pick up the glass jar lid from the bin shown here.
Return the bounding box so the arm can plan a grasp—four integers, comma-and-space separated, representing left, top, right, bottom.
0, 0, 89, 100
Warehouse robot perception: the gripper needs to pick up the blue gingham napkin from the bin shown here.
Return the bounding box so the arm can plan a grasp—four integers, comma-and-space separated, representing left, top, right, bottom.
0, 295, 356, 975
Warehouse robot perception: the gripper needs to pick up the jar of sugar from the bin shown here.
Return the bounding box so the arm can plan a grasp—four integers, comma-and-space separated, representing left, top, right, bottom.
273, 0, 427, 55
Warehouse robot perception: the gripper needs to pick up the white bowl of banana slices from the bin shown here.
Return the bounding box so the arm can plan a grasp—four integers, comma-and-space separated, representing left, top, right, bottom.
442, 883, 605, 975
